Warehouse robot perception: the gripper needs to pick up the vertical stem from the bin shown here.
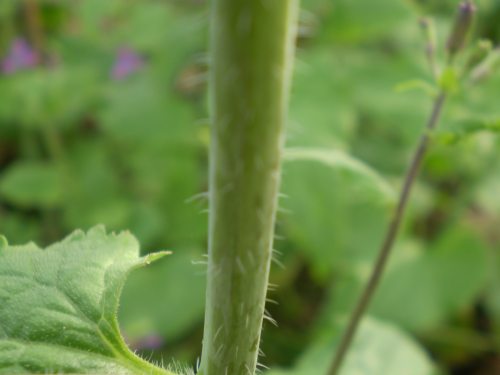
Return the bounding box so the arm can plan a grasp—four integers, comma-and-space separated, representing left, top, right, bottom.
199, 1, 298, 375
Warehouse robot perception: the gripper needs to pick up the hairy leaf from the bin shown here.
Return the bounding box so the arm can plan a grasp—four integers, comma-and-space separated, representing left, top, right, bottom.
0, 226, 174, 375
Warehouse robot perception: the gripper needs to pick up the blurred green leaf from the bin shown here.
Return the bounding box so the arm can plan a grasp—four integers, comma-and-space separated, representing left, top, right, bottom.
0, 68, 99, 129
120, 3, 172, 50
62, 141, 132, 231
285, 148, 396, 199
266, 317, 434, 375
317, 0, 414, 44
432, 117, 500, 145
0, 162, 64, 208
394, 79, 437, 97
281, 148, 392, 279
99, 76, 197, 146
371, 226, 490, 331
288, 49, 355, 148
475, 173, 500, 215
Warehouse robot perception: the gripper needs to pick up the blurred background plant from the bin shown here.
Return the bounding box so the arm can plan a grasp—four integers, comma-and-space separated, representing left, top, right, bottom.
0, 0, 499, 374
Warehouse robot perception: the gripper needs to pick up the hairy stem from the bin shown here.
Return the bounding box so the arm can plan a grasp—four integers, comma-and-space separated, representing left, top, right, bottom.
199, 1, 298, 374
327, 92, 447, 375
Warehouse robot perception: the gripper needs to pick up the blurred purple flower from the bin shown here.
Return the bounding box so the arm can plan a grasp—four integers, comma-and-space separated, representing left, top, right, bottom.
129, 334, 164, 351
1, 38, 39, 74
111, 48, 144, 80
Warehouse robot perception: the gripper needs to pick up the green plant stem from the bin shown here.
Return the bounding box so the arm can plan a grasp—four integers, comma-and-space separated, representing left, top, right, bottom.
327, 91, 448, 375
199, 1, 298, 374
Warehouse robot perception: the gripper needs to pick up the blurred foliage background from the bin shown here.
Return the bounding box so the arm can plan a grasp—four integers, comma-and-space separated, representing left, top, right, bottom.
0, 0, 499, 374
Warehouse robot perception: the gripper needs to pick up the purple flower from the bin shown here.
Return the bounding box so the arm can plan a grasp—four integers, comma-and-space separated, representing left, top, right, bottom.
111, 48, 144, 80
128, 334, 164, 351
1, 38, 39, 74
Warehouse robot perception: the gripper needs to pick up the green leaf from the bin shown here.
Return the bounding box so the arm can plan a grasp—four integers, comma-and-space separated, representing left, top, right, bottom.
432, 117, 500, 145
266, 317, 434, 375
0, 162, 64, 209
281, 148, 394, 279
370, 226, 490, 331
60, 141, 132, 231
285, 148, 396, 199
0, 68, 98, 129
475, 172, 500, 216
288, 49, 356, 148
394, 79, 437, 97
0, 226, 175, 374
317, 0, 414, 44
98, 76, 197, 147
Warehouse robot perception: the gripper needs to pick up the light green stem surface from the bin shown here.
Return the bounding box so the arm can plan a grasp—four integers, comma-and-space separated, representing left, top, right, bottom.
199, 1, 298, 374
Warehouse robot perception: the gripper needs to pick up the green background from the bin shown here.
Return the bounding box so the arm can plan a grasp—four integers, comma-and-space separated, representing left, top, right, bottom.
0, 0, 499, 373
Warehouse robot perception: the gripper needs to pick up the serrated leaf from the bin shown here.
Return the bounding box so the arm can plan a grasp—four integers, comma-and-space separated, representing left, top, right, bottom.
0, 226, 175, 375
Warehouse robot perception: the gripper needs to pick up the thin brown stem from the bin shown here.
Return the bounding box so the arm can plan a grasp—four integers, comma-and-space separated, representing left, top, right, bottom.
327, 92, 447, 375
24, 0, 44, 57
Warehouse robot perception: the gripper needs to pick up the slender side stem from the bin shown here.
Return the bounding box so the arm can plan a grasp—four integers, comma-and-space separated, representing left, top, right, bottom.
328, 3, 476, 372
199, 1, 298, 375
327, 92, 447, 375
